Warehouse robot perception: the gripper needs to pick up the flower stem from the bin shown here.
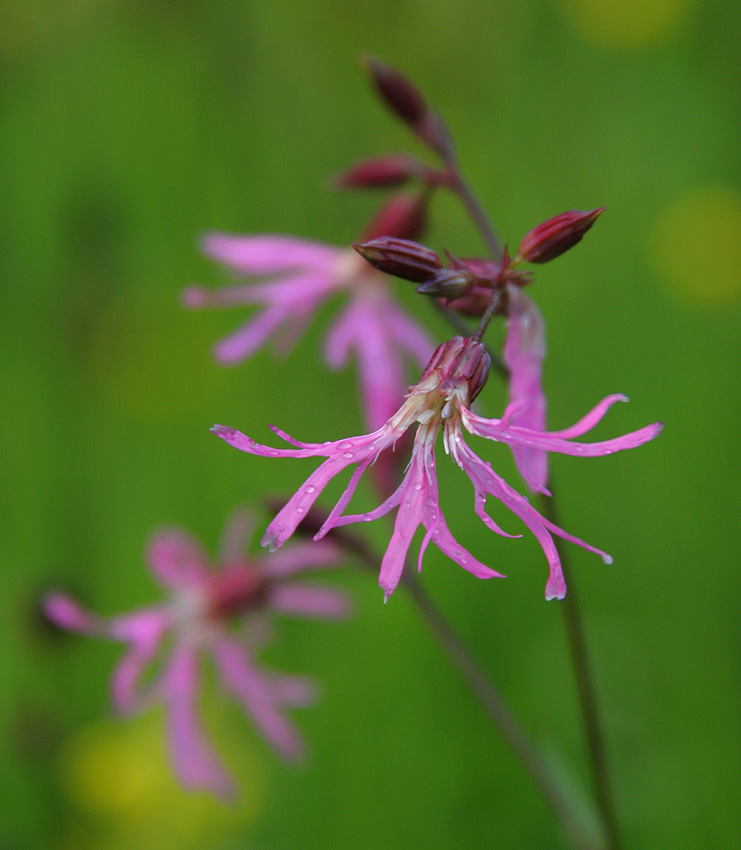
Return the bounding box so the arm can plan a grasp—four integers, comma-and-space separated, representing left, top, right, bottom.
449, 172, 503, 262
401, 571, 604, 850
432, 301, 508, 377
538, 487, 622, 850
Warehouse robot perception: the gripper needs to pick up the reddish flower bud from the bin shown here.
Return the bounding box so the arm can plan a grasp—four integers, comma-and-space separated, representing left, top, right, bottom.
361, 191, 429, 242
518, 208, 604, 264
362, 56, 454, 161
353, 237, 442, 283
363, 56, 428, 126
415, 268, 476, 299
334, 155, 418, 189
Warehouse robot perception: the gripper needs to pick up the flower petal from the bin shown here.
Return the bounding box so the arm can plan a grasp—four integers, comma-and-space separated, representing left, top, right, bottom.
43, 593, 100, 634
163, 643, 234, 798
202, 233, 339, 274
261, 540, 340, 577
217, 505, 256, 565
503, 287, 548, 492
269, 583, 352, 619
147, 529, 211, 589
212, 637, 306, 761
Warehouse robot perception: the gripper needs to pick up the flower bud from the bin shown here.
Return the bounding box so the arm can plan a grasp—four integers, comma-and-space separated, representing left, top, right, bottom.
353, 237, 442, 283
334, 155, 418, 189
363, 56, 428, 125
415, 268, 475, 298
361, 191, 429, 242
363, 56, 454, 161
518, 208, 604, 264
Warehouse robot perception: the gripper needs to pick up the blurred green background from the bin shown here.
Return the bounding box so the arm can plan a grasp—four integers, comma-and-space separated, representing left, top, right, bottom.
2, 0, 740, 847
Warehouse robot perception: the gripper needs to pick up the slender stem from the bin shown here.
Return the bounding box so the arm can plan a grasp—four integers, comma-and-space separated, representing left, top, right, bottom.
432, 301, 508, 378
330, 522, 601, 850
401, 572, 602, 850
538, 487, 622, 850
449, 172, 503, 261
472, 287, 502, 342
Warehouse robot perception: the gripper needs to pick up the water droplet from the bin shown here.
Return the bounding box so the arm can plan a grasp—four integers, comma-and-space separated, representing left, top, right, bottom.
295, 507, 305, 515
342, 452, 354, 459
362, 513, 371, 522
413, 482, 423, 491
304, 485, 316, 494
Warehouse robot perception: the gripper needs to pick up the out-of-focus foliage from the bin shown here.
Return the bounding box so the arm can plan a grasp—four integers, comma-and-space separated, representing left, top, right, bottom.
1, 1, 739, 848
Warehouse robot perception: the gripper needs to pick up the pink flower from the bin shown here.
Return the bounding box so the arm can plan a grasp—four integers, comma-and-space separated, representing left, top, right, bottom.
212, 337, 662, 602
183, 229, 434, 433
44, 509, 350, 798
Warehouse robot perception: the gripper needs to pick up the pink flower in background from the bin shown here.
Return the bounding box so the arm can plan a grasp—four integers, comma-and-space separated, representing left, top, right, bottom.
212, 337, 662, 602
503, 286, 548, 494
183, 194, 435, 435
44, 509, 350, 798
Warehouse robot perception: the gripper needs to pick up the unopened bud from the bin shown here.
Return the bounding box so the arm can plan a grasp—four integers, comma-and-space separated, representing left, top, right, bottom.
415, 267, 476, 299
353, 237, 442, 283
363, 56, 428, 125
361, 191, 429, 242
363, 56, 454, 161
518, 208, 604, 264
334, 155, 418, 189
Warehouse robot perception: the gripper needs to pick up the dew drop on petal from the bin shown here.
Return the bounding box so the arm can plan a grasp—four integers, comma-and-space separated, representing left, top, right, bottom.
342, 452, 354, 459
295, 507, 305, 516
304, 485, 316, 494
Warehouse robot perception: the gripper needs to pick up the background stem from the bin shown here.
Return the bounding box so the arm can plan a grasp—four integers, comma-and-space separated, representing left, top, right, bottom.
538, 488, 622, 850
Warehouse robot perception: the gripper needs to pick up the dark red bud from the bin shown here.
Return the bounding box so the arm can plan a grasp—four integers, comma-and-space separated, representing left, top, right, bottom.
518, 208, 605, 264
362, 56, 454, 161
363, 56, 428, 126
353, 237, 442, 283
334, 155, 419, 189
361, 191, 429, 242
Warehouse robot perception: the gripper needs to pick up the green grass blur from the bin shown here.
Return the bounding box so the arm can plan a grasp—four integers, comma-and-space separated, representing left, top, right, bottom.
2, 1, 739, 848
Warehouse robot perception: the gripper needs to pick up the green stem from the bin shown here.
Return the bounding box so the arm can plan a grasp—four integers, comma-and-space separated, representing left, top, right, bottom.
538, 487, 622, 850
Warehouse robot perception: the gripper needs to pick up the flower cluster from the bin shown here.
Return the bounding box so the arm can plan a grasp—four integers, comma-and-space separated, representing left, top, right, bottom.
46, 58, 664, 808
45, 510, 350, 797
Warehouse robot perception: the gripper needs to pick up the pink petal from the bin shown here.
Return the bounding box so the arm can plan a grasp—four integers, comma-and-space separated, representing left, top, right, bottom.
163, 643, 234, 798
147, 529, 211, 589
213, 305, 287, 364
385, 301, 436, 369
108, 609, 171, 713
43, 593, 99, 634
503, 287, 548, 493
465, 409, 663, 458
201, 233, 339, 274
269, 583, 352, 619
261, 540, 340, 578
454, 440, 574, 600
324, 294, 408, 430
545, 394, 628, 438
217, 505, 256, 565
212, 637, 305, 761
268, 674, 317, 707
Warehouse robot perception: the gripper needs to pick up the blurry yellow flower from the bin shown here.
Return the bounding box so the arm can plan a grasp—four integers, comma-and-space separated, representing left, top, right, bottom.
559, 0, 694, 48
58, 714, 265, 850
650, 186, 741, 303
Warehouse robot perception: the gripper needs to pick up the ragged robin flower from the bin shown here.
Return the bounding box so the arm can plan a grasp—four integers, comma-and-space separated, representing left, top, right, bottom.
44, 508, 350, 798
183, 193, 434, 436
212, 337, 662, 602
